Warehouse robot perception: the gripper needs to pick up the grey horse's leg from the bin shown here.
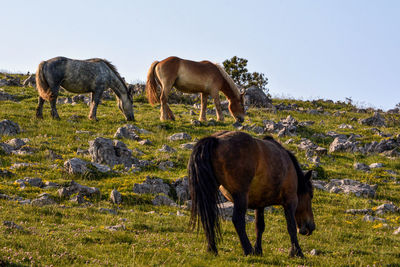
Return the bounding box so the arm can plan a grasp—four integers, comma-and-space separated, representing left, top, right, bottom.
36, 96, 45, 119
49, 87, 60, 120
89, 89, 103, 121
199, 93, 208, 121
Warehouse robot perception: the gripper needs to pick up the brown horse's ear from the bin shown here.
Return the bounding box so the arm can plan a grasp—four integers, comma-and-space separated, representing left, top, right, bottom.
304, 170, 312, 181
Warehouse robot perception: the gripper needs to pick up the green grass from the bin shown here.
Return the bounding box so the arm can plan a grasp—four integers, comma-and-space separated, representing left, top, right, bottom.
0, 76, 400, 266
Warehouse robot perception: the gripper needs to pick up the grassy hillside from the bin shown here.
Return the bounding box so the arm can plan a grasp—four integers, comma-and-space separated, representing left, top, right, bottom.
0, 74, 399, 266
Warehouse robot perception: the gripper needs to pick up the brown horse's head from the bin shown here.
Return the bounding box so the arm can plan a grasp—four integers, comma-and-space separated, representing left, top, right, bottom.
295, 171, 315, 236
228, 92, 245, 123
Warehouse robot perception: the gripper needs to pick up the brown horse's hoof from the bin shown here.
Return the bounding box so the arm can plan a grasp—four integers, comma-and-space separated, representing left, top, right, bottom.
289, 247, 304, 258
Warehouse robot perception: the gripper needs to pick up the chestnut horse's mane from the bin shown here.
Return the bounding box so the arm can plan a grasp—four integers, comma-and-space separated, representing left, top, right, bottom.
263, 136, 313, 196
214, 63, 241, 99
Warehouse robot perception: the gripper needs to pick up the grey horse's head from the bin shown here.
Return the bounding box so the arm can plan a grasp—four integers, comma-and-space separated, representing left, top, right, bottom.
117, 92, 135, 121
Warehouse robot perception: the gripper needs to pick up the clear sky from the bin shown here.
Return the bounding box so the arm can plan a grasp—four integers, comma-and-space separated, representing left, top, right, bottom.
1, 0, 399, 110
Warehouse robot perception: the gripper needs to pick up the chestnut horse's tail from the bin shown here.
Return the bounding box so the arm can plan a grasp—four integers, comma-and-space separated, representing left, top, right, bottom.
35, 61, 50, 100
145, 61, 160, 105
188, 136, 221, 254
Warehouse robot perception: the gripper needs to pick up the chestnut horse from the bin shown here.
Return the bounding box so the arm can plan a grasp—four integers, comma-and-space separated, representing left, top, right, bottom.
35, 57, 134, 121
145, 56, 245, 122
188, 131, 315, 257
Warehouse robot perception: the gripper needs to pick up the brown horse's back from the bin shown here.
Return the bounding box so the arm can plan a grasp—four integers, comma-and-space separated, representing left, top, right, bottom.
213, 131, 297, 209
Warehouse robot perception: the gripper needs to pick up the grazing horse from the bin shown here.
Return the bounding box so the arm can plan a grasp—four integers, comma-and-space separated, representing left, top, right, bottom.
188, 131, 315, 257
145, 56, 245, 122
35, 56, 134, 121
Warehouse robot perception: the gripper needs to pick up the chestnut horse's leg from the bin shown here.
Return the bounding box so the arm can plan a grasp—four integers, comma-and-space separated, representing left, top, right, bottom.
159, 83, 175, 121
49, 87, 60, 120
36, 96, 45, 119
232, 193, 253, 255
211, 91, 224, 121
254, 208, 265, 255
283, 203, 304, 258
199, 93, 208, 121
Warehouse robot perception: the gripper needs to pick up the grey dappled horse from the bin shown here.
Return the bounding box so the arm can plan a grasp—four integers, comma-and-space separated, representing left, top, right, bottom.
35, 57, 134, 121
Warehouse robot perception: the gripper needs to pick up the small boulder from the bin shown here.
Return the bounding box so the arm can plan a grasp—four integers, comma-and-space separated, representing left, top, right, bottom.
0, 119, 21, 136
152, 194, 177, 206
168, 132, 191, 141
110, 189, 122, 204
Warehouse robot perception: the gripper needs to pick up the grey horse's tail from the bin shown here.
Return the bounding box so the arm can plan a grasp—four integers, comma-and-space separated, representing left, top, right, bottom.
145, 61, 160, 105
35, 61, 50, 100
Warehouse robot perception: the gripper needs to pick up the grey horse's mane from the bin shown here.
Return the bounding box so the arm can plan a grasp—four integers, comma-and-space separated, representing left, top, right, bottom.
86, 58, 131, 98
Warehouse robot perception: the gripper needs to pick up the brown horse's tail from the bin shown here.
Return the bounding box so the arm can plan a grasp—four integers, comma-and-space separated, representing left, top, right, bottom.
35, 61, 50, 100
188, 136, 221, 254
145, 61, 160, 105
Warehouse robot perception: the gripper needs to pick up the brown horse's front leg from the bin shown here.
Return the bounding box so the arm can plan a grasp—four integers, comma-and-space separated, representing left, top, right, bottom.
232, 193, 254, 256
283, 203, 304, 258
254, 208, 265, 255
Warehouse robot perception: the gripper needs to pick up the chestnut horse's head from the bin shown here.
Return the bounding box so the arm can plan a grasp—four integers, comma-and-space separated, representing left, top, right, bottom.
228, 92, 246, 123
295, 170, 315, 236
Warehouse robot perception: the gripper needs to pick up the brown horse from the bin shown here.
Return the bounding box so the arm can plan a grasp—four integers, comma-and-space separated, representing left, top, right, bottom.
145, 56, 245, 122
188, 131, 315, 257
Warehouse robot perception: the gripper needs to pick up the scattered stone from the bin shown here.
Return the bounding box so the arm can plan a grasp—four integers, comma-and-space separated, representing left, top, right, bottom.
354, 163, 370, 171
70, 193, 87, 204
15, 177, 43, 188
374, 203, 399, 215
5, 138, 25, 150
10, 163, 37, 169
329, 136, 358, 153
0, 119, 21, 136
363, 214, 386, 222
345, 209, 372, 215
22, 74, 36, 87
369, 163, 384, 169
232, 121, 242, 128
310, 249, 321, 256
168, 132, 191, 141
0, 91, 17, 102
138, 139, 152, 145
43, 181, 59, 188
359, 112, 386, 127
105, 224, 125, 231
312, 179, 377, 198
110, 189, 122, 204
64, 158, 88, 174
173, 177, 190, 202
58, 180, 100, 198
46, 149, 62, 160
338, 124, 354, 129
3, 221, 23, 230
31, 194, 56, 206
152, 194, 177, 206
89, 137, 135, 168
158, 161, 174, 171
180, 142, 196, 150
12, 146, 36, 155
0, 142, 13, 154
76, 148, 89, 155
243, 86, 273, 108
133, 177, 170, 195
298, 139, 318, 151
158, 144, 176, 153
191, 119, 201, 126
114, 124, 141, 140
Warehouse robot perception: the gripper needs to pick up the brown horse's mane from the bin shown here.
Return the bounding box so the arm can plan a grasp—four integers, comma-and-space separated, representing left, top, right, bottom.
86, 58, 131, 98
214, 64, 241, 99
262, 136, 313, 196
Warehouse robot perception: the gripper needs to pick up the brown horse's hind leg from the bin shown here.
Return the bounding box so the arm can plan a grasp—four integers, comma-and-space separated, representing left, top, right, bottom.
36, 96, 45, 119
284, 203, 304, 258
254, 208, 265, 255
211, 92, 224, 121
199, 93, 208, 121
232, 193, 254, 256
